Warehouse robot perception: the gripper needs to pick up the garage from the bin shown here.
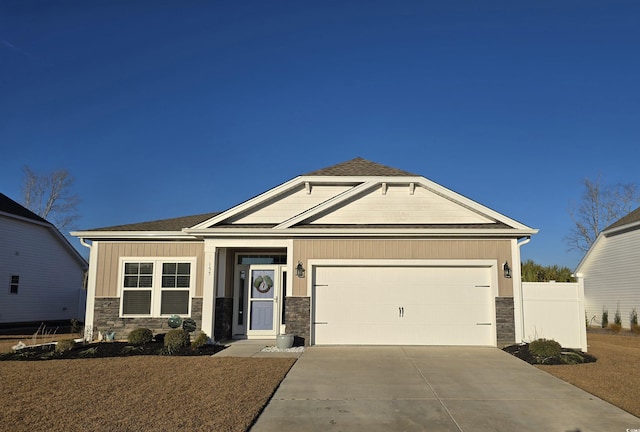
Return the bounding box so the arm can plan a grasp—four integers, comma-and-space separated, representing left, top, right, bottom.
312, 264, 496, 346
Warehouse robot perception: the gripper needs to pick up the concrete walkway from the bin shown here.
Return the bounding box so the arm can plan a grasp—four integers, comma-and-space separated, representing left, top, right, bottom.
213, 339, 304, 358
251, 346, 640, 432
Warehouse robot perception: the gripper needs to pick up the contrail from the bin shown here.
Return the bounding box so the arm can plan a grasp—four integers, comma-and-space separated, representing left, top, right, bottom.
2, 38, 36, 60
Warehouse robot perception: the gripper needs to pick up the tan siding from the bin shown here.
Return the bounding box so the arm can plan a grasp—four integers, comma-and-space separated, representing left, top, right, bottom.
293, 239, 513, 297
95, 242, 205, 297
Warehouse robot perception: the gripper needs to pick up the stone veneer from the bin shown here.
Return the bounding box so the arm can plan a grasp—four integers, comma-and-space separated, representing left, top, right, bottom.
284, 296, 310, 346
214, 297, 233, 341
495, 297, 515, 347
92, 298, 203, 340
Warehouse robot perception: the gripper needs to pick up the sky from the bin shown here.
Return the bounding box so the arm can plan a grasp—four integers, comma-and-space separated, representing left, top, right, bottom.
1, 1, 639, 269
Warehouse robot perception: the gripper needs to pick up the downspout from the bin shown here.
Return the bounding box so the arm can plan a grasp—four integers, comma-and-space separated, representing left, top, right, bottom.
78, 238, 96, 342
516, 237, 531, 342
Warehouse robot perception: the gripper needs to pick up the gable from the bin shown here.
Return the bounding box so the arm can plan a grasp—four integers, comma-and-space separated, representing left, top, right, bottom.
306, 183, 494, 225
74, 158, 537, 239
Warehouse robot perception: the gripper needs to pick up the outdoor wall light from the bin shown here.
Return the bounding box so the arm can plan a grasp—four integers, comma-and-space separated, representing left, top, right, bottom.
296, 261, 305, 278
503, 261, 512, 279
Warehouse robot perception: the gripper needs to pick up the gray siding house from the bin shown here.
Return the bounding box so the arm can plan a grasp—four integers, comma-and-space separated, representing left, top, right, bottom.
0, 193, 88, 325
576, 206, 640, 328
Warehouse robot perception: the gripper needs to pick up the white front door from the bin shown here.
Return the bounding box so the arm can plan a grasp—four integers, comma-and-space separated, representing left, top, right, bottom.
246, 265, 279, 337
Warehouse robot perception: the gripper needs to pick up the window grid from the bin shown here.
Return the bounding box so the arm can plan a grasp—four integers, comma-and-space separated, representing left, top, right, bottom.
10, 275, 19, 294
120, 259, 193, 317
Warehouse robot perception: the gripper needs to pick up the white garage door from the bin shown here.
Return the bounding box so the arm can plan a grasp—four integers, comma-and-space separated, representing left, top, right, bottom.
313, 265, 495, 346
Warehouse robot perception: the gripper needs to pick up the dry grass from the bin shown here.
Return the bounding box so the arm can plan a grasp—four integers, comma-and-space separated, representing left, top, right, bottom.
0, 355, 295, 432
538, 331, 640, 417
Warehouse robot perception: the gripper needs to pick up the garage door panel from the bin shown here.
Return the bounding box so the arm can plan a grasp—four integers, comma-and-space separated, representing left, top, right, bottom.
313, 265, 494, 346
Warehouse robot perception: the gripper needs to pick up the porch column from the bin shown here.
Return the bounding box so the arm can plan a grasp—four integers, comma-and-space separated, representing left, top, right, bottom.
202, 243, 217, 339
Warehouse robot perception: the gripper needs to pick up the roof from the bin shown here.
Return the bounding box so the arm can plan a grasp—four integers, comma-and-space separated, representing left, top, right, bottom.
1, 192, 88, 268
90, 212, 220, 231
604, 206, 640, 232
74, 158, 536, 238
304, 157, 417, 177
0, 193, 50, 225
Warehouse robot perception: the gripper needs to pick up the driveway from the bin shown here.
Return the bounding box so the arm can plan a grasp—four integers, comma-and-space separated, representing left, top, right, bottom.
251, 346, 640, 432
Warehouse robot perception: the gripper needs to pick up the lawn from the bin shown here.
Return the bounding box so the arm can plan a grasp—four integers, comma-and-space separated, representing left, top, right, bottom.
1, 331, 639, 431
0, 353, 295, 432
538, 331, 640, 418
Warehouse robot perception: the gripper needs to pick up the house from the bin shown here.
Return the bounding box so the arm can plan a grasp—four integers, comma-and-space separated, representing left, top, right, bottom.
0, 193, 88, 326
71, 158, 538, 346
575, 206, 640, 328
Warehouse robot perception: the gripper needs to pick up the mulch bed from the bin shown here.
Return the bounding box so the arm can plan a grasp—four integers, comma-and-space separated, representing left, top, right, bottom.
0, 340, 225, 361
502, 342, 597, 365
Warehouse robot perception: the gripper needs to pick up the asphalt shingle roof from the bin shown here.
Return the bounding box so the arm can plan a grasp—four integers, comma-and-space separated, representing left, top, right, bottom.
90, 212, 220, 231
0, 193, 50, 225
303, 157, 417, 177
605, 206, 640, 231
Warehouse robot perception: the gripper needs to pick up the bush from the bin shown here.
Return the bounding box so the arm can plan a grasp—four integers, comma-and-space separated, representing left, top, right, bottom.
528, 338, 562, 358
631, 308, 638, 327
191, 331, 209, 348
55, 339, 76, 353
632, 324, 640, 334
614, 304, 622, 326
601, 308, 609, 328
609, 323, 622, 333
128, 328, 153, 345
164, 329, 190, 355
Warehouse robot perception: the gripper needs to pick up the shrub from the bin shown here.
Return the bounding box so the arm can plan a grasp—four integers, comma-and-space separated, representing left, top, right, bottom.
609, 323, 622, 333
601, 308, 609, 328
128, 328, 153, 345
164, 329, 190, 355
528, 338, 562, 358
55, 339, 76, 353
191, 331, 209, 348
631, 308, 638, 327
614, 304, 622, 326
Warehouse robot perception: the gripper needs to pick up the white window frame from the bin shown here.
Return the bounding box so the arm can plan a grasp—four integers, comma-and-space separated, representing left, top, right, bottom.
119, 257, 196, 318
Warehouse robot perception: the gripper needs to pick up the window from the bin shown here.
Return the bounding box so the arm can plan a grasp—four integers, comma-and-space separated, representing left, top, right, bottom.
160, 263, 191, 315
120, 259, 195, 317
122, 263, 153, 315
10, 275, 19, 294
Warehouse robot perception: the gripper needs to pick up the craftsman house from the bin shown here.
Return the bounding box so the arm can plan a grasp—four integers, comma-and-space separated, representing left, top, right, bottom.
72, 158, 537, 346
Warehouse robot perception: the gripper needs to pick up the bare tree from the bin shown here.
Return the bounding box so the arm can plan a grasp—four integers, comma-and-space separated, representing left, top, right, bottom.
566, 176, 640, 253
22, 166, 80, 231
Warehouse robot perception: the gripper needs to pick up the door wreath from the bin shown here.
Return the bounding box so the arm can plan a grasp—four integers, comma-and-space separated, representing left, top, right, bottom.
253, 274, 274, 293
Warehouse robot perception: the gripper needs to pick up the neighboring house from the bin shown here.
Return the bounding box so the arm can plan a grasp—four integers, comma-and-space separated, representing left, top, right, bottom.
72, 158, 538, 346
575, 206, 640, 328
0, 193, 88, 325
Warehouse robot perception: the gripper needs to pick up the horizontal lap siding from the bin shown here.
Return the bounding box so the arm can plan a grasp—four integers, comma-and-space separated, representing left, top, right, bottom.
293, 239, 512, 297
95, 242, 204, 297
0, 217, 86, 323
583, 230, 640, 328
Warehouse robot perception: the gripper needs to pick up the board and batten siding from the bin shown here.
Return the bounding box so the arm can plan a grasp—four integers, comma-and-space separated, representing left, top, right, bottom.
582, 229, 640, 328
0, 216, 86, 323
292, 239, 513, 297
94, 242, 205, 297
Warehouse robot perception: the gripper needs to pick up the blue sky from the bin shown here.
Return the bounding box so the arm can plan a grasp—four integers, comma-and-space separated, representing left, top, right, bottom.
1, 1, 639, 268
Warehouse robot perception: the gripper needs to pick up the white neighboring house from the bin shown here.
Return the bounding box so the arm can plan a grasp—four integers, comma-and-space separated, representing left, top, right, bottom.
0, 193, 88, 326
575, 206, 640, 328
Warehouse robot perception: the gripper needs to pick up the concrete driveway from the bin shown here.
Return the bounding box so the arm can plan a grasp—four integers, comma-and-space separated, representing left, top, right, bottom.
251, 346, 640, 432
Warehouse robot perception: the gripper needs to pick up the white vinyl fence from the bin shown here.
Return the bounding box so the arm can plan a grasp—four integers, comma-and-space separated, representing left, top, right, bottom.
521, 281, 587, 351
